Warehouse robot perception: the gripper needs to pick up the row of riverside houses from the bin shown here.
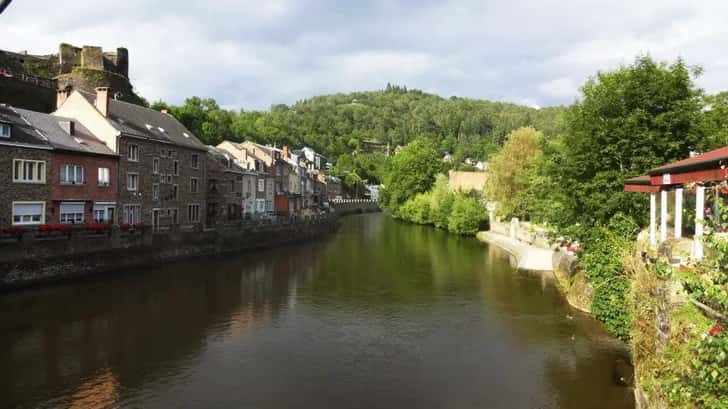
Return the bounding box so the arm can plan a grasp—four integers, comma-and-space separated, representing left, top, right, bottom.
0, 87, 343, 231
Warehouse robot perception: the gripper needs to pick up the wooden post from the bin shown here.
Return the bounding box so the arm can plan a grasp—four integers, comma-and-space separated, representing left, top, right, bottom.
650, 192, 657, 246
675, 188, 683, 239
660, 190, 668, 242
694, 185, 704, 260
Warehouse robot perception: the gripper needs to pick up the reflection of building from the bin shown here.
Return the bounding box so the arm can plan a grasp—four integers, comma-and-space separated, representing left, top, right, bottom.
69, 370, 119, 409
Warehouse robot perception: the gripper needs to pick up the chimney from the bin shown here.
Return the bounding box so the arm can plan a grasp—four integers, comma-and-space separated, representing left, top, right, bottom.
95, 87, 110, 117
59, 120, 75, 136
56, 88, 71, 109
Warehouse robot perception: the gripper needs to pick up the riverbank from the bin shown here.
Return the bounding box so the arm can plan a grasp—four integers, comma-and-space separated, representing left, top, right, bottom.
0, 214, 340, 291
476, 227, 594, 313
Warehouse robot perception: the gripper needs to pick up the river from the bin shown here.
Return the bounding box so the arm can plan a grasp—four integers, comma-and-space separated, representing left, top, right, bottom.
0, 213, 634, 409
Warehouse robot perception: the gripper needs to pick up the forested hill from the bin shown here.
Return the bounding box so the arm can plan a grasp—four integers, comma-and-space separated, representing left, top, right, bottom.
152, 85, 566, 161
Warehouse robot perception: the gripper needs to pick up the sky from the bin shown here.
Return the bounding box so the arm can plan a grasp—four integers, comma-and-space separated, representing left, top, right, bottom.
2, 0, 728, 110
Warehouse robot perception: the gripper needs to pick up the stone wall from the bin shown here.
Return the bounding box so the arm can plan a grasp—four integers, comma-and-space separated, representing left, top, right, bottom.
0, 76, 56, 113
0, 215, 340, 290
0, 145, 53, 226
330, 199, 380, 215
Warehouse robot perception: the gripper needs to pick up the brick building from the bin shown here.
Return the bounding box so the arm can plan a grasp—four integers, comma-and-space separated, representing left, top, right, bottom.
16, 108, 118, 224
0, 105, 53, 227
54, 88, 208, 230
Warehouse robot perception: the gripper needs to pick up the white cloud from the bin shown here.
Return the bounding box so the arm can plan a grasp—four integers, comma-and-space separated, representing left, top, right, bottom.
1, 0, 727, 110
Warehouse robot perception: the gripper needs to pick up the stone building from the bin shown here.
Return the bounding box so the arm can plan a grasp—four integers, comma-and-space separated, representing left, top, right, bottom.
0, 43, 144, 113
0, 105, 53, 227
206, 146, 246, 226
54, 88, 208, 230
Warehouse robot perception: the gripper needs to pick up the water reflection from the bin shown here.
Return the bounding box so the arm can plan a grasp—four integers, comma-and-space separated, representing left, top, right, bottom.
0, 214, 633, 409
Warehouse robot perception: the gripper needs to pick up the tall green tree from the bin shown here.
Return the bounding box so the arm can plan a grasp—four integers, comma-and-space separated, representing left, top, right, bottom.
556, 56, 704, 227
381, 139, 441, 211
485, 127, 543, 219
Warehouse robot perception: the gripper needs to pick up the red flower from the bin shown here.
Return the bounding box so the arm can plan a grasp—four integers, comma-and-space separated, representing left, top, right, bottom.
709, 323, 723, 337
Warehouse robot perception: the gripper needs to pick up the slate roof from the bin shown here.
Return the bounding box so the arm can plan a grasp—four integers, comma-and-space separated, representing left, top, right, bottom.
14, 107, 115, 156
649, 146, 728, 175
0, 104, 52, 149
80, 91, 207, 151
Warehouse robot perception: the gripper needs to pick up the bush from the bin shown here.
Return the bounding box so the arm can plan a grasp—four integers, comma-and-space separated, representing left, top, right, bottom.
447, 194, 486, 235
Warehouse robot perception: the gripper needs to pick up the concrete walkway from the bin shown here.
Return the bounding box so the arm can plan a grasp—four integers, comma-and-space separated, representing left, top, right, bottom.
477, 231, 554, 272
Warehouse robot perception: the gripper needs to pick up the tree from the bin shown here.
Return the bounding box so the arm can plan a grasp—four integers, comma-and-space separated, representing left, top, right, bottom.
555, 55, 704, 227
382, 138, 441, 212
447, 194, 486, 235
699, 91, 728, 151
485, 127, 543, 218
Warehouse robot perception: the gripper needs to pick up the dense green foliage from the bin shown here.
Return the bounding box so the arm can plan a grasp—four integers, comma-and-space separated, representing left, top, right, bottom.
380, 139, 441, 211
578, 214, 639, 341
152, 86, 565, 164
395, 174, 486, 236
485, 127, 542, 219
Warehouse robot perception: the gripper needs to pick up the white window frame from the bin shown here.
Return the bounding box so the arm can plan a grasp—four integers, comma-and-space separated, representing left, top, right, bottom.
173, 160, 179, 176
60, 164, 84, 185
123, 204, 142, 225
153, 157, 160, 174
127, 172, 139, 191
173, 184, 179, 200
98, 167, 110, 186
153, 183, 160, 201
59, 202, 85, 224
191, 154, 199, 169
190, 177, 199, 193
258, 179, 265, 192
187, 203, 200, 223
11, 201, 45, 226
12, 159, 46, 184
0, 122, 10, 138
127, 143, 139, 162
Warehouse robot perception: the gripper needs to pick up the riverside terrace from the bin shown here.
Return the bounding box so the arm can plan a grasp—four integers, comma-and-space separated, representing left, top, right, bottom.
624, 145, 728, 262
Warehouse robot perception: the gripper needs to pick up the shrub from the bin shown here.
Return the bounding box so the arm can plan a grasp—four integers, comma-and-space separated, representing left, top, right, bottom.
447, 194, 486, 235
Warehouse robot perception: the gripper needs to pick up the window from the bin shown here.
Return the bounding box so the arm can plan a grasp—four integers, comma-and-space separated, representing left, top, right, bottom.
191, 154, 199, 169
127, 143, 139, 161
59, 202, 84, 224
173, 160, 179, 176
98, 167, 110, 186
0, 122, 10, 138
60, 164, 84, 185
230, 180, 235, 193
13, 159, 46, 184
258, 179, 265, 192
266, 200, 273, 212
153, 158, 160, 174
173, 184, 178, 200
153, 183, 160, 201
12, 202, 44, 226
93, 204, 114, 223
190, 177, 199, 193
188, 204, 200, 223
127, 172, 139, 191
171, 208, 179, 224
123, 204, 141, 224
167, 174, 173, 184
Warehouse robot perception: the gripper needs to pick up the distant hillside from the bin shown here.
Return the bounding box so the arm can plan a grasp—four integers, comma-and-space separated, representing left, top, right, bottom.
154, 85, 566, 162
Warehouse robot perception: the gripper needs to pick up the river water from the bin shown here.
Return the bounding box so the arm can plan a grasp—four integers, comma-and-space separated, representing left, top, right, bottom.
0, 213, 634, 409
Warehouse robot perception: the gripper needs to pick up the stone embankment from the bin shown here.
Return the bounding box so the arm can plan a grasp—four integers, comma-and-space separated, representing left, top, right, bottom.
0, 215, 340, 291
477, 217, 592, 312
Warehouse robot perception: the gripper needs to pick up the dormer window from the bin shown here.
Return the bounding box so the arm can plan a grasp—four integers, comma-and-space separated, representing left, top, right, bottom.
0, 122, 10, 138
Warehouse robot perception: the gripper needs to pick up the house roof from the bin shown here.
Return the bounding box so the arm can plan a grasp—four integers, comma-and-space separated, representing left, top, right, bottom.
649, 146, 728, 176
15, 107, 115, 156
206, 145, 247, 174
624, 175, 652, 186
80, 91, 207, 151
0, 105, 52, 149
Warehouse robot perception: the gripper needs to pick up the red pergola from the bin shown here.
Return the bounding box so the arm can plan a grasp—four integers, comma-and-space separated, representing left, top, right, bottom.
624, 146, 728, 259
